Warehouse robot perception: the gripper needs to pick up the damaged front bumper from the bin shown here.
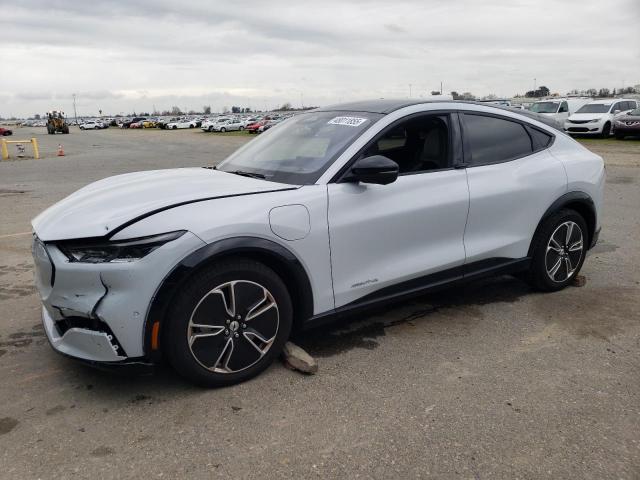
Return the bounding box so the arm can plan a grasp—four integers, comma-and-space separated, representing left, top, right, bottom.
32, 232, 205, 364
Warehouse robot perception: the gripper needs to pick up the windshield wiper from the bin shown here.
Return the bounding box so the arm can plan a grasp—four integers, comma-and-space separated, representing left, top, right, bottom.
230, 170, 266, 179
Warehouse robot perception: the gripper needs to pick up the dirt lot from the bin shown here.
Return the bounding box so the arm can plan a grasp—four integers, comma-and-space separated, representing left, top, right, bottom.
1, 127, 639, 479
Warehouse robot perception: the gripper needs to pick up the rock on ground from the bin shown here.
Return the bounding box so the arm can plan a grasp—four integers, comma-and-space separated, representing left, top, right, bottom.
282, 341, 318, 374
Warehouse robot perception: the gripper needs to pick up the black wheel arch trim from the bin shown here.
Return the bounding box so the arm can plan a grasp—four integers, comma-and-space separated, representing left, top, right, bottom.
530, 191, 597, 255
143, 236, 314, 361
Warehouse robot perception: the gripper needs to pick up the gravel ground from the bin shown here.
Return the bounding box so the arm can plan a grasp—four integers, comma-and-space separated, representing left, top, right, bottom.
0, 127, 638, 479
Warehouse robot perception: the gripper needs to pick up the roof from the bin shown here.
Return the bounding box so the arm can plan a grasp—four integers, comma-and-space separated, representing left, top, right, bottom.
315, 98, 563, 131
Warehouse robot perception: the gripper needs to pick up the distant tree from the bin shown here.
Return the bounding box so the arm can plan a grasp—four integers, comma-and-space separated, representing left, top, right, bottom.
450, 91, 461, 100
34, 114, 41, 120
586, 88, 598, 96
430, 91, 441, 95
203, 105, 211, 115
461, 92, 476, 100
279, 102, 292, 111
231, 106, 241, 113
171, 106, 182, 115
598, 88, 610, 97
188, 110, 197, 115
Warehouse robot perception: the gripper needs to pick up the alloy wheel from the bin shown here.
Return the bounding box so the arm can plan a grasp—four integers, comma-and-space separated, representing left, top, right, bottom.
187, 280, 279, 373
545, 221, 583, 283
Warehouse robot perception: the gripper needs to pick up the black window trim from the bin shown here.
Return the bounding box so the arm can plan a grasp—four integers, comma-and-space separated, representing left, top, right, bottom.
459, 111, 556, 168
332, 110, 464, 183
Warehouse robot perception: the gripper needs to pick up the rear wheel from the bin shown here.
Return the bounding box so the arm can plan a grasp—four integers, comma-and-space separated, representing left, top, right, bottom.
239, 126, 244, 131
525, 209, 587, 292
165, 259, 292, 387
220, 127, 226, 133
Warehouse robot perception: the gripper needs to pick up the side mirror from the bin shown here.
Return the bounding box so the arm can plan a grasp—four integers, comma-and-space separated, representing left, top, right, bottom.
351, 155, 399, 185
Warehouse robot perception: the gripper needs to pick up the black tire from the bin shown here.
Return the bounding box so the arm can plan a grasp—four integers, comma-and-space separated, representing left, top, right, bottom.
239, 126, 244, 131
208, 126, 214, 132
164, 258, 293, 387
220, 127, 226, 133
173, 125, 177, 130
600, 122, 611, 138
525, 209, 588, 292
189, 124, 194, 128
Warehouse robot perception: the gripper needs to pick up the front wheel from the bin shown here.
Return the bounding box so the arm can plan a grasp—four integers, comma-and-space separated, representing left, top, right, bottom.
220, 127, 226, 132
239, 126, 244, 131
600, 122, 611, 138
525, 209, 587, 292
165, 259, 293, 387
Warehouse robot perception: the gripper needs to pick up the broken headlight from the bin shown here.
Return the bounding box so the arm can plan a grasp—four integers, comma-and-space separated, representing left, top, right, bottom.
57, 230, 186, 263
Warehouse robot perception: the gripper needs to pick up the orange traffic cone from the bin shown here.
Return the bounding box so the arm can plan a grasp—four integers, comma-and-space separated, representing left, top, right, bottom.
57, 144, 65, 156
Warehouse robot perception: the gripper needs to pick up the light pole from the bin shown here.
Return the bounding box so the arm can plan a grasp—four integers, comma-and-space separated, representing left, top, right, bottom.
72, 93, 78, 125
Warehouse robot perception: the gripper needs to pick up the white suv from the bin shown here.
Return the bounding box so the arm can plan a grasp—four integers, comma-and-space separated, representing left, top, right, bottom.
564, 98, 638, 137
32, 100, 605, 387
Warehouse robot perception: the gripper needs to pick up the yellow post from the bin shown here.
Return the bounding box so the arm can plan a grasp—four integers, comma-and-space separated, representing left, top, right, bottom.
31, 138, 40, 159
1, 139, 8, 160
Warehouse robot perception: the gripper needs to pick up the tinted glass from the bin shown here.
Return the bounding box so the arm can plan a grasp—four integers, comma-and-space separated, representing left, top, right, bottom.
559, 102, 569, 113
530, 102, 559, 114
364, 114, 450, 174
217, 111, 382, 184
576, 104, 611, 114
528, 127, 552, 149
464, 114, 533, 165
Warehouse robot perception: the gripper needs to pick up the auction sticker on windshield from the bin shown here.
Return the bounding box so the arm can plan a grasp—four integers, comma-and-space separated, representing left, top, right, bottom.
327, 116, 368, 127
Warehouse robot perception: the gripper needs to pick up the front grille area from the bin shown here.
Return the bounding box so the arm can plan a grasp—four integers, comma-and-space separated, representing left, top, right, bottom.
568, 120, 591, 124
55, 316, 127, 356
568, 127, 589, 132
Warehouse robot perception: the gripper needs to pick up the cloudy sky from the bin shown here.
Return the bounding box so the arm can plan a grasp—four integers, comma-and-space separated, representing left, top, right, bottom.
1, 0, 639, 117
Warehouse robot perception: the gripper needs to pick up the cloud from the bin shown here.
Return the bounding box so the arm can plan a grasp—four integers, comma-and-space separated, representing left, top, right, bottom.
0, 0, 638, 116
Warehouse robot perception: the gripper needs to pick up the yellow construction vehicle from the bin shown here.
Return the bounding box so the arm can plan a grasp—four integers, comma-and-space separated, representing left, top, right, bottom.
46, 111, 70, 134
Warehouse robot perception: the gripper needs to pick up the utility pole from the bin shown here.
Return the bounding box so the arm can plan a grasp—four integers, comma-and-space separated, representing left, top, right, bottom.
72, 93, 78, 125
440, 81, 443, 94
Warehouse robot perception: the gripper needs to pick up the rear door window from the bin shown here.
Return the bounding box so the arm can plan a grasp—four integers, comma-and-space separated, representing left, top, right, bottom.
462, 114, 533, 165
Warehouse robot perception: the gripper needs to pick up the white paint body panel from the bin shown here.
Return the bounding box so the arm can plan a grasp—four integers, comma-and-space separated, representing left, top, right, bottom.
32, 168, 291, 241
328, 170, 469, 307
463, 149, 567, 262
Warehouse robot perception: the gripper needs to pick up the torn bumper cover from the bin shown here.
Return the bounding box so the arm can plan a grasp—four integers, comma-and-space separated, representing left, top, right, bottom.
32, 232, 205, 364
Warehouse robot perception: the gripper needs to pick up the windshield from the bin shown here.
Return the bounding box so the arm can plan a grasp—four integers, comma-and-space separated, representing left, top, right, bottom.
529, 102, 559, 114
217, 111, 382, 184
576, 104, 611, 114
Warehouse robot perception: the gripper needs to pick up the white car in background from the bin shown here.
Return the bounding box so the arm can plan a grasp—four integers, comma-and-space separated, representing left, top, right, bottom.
529, 98, 591, 123
201, 117, 230, 132
564, 99, 638, 137
31, 99, 604, 387
167, 119, 198, 129
212, 118, 244, 132
79, 121, 101, 130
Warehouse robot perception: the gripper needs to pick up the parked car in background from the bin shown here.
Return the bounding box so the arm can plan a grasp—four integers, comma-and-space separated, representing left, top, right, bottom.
129, 120, 145, 129
143, 119, 158, 128
614, 107, 640, 139
121, 117, 147, 129
167, 119, 198, 129
212, 118, 244, 132
0, 127, 13, 136
31, 99, 604, 387
258, 119, 283, 132
79, 121, 101, 130
564, 99, 638, 137
246, 120, 267, 133
242, 117, 260, 127
157, 117, 179, 129
201, 117, 231, 132
529, 98, 591, 123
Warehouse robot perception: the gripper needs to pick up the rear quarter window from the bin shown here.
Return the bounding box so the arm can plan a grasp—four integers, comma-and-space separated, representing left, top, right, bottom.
462, 114, 533, 165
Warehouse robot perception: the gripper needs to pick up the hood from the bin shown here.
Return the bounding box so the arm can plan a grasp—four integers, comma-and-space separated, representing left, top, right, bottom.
568, 113, 605, 121
32, 168, 294, 241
